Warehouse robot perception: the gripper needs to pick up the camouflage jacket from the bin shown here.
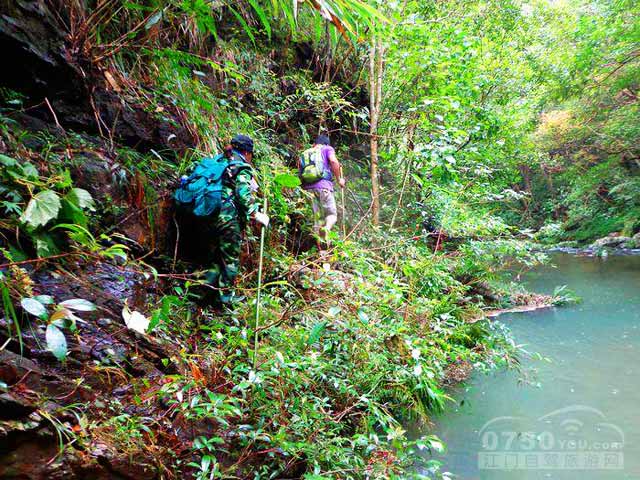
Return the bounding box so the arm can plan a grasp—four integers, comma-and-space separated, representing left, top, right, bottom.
222, 151, 260, 224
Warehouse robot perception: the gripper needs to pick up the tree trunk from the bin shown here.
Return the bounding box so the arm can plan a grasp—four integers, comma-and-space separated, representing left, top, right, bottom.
390, 121, 417, 229
369, 37, 384, 226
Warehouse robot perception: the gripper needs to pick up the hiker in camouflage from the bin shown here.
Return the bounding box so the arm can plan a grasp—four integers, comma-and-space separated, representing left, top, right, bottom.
178, 134, 268, 305
209, 134, 268, 304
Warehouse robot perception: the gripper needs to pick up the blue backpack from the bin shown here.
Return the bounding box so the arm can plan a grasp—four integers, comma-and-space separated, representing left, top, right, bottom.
174, 153, 250, 217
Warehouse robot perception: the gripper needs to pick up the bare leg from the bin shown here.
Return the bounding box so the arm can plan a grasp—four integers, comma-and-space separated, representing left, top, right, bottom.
320, 190, 338, 250
323, 214, 336, 243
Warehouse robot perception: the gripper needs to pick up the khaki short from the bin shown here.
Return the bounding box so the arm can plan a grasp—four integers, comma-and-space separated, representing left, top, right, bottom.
310, 188, 337, 223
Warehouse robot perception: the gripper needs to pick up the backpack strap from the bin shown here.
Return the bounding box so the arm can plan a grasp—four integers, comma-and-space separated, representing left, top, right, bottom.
225, 152, 252, 180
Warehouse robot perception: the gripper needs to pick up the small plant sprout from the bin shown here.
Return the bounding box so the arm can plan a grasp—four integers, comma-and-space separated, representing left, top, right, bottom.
21, 295, 96, 361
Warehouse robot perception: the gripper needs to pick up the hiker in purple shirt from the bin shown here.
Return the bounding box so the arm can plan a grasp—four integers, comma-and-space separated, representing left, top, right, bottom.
298, 135, 346, 249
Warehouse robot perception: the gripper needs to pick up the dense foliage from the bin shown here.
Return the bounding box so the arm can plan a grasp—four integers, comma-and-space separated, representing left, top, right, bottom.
0, 0, 637, 478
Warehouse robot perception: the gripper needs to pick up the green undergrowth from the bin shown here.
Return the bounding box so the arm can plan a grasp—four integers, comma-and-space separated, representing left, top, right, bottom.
0, 26, 546, 477
3, 0, 635, 475
140, 234, 528, 479
0, 103, 544, 478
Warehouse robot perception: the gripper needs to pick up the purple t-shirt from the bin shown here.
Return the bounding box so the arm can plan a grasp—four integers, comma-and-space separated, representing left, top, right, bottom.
302, 145, 335, 191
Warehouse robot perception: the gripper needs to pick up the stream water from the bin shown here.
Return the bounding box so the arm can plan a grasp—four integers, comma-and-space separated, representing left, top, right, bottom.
426, 253, 640, 479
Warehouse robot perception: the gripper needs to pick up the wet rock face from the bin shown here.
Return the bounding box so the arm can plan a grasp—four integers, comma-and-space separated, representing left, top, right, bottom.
0, 260, 177, 479
71, 153, 128, 205
0, 393, 37, 420
0, 1, 195, 153
0, 0, 80, 101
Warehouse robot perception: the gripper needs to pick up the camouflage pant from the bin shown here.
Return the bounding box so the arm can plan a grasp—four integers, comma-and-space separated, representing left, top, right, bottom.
199, 206, 243, 303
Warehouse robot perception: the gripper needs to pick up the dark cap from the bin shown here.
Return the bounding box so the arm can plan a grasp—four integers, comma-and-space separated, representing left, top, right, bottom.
231, 134, 254, 153
315, 135, 331, 146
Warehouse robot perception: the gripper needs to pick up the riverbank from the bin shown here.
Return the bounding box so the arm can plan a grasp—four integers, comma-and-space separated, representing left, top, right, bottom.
537, 231, 640, 257
548, 246, 640, 256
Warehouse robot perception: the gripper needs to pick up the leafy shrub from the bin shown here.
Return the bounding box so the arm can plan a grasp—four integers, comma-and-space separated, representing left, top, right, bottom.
0, 153, 96, 257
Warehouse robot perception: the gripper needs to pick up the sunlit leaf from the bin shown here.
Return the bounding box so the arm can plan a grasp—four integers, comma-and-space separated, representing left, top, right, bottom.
59, 299, 96, 312
145, 10, 163, 30
33, 295, 54, 305
122, 304, 149, 334
21, 298, 47, 318
20, 190, 61, 228
65, 188, 96, 212
274, 173, 301, 188
46, 324, 67, 361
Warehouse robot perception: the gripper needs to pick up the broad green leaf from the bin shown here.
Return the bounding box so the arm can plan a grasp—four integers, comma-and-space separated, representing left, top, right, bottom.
33, 233, 59, 258
59, 298, 96, 312
274, 173, 301, 189
0, 154, 18, 167
65, 188, 96, 211
46, 324, 67, 361
307, 321, 327, 345
60, 198, 88, 227
54, 169, 72, 190
148, 310, 161, 332
20, 190, 61, 228
33, 295, 54, 305
21, 162, 39, 180
21, 297, 47, 318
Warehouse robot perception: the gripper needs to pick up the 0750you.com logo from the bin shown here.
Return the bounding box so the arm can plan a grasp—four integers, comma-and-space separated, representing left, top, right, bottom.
478, 405, 624, 471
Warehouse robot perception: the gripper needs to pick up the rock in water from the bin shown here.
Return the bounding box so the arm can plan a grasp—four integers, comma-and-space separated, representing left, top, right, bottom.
589, 233, 632, 249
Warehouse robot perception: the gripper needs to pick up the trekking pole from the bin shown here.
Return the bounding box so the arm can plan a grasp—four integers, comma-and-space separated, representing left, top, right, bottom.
253, 177, 268, 370
340, 186, 346, 237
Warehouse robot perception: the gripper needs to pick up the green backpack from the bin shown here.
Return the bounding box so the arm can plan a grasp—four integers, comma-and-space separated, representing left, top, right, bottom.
174, 153, 250, 217
299, 145, 330, 184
